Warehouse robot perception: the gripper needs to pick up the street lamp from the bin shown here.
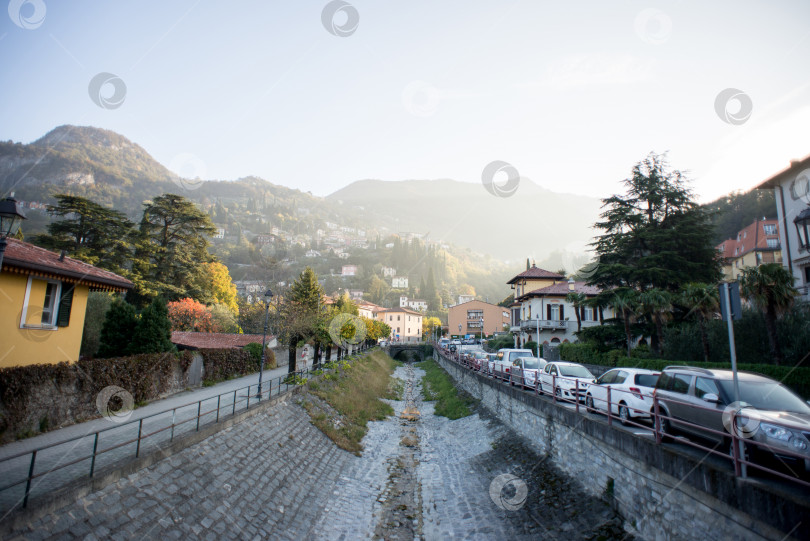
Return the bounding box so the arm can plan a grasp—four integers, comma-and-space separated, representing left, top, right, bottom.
257, 289, 274, 397
794, 207, 810, 250
0, 196, 26, 272
480, 316, 484, 343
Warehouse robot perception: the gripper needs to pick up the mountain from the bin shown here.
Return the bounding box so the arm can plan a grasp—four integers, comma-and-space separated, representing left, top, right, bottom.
327, 178, 603, 263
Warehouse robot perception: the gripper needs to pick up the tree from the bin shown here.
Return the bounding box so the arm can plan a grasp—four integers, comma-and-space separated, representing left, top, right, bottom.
210, 303, 241, 333
422, 316, 442, 339
34, 194, 135, 274
130, 297, 175, 355
280, 267, 324, 373
199, 262, 239, 315
134, 194, 217, 303
610, 289, 639, 357
739, 263, 798, 365
167, 298, 214, 332
498, 293, 515, 307
590, 153, 722, 292
638, 288, 673, 357
679, 282, 719, 362
96, 298, 137, 358
80, 291, 115, 358
565, 292, 587, 333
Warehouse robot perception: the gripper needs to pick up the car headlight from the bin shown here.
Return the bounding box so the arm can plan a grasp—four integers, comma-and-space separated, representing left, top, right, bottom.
760, 423, 793, 442
792, 438, 808, 451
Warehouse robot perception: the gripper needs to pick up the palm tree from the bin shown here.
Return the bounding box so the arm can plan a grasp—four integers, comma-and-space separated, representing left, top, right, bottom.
679, 282, 719, 363
610, 289, 639, 357
739, 264, 798, 365
565, 292, 587, 333
638, 288, 673, 357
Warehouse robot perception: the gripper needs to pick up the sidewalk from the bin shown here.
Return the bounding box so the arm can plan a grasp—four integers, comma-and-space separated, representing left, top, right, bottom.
0, 358, 316, 514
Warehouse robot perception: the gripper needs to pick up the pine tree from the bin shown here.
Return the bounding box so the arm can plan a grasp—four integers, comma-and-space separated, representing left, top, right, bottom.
130, 297, 175, 354
97, 299, 138, 358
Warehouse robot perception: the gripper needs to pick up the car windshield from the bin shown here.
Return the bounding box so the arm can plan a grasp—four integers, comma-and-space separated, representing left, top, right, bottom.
718, 380, 810, 413
635, 374, 659, 387
522, 358, 540, 369
558, 365, 592, 378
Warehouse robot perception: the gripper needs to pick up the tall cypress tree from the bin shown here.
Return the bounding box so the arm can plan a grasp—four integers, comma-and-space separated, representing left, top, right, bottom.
97, 299, 138, 358
130, 297, 175, 355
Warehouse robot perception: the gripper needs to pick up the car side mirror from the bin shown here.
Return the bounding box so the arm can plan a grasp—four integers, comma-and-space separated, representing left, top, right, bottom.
702, 393, 720, 403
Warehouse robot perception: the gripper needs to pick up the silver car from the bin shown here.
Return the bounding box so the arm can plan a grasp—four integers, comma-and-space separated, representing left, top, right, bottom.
654, 366, 810, 472
510, 356, 548, 389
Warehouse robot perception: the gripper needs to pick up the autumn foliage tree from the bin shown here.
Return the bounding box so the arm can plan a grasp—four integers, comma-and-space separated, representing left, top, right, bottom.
167, 298, 214, 332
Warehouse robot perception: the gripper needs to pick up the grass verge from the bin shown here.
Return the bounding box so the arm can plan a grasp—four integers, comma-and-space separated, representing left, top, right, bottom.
417, 358, 475, 420
302, 349, 399, 454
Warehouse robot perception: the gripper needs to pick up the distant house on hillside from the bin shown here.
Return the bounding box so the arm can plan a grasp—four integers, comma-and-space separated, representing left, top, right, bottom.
381, 266, 396, 277
392, 276, 408, 288
399, 296, 427, 312
305, 249, 321, 258
341, 265, 358, 276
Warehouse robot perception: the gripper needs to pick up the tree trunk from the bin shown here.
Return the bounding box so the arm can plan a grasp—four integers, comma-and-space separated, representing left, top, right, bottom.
324, 344, 332, 363
288, 336, 297, 373
314, 342, 321, 368
698, 313, 710, 363
575, 311, 582, 333
651, 315, 664, 357
623, 309, 632, 357
764, 305, 782, 365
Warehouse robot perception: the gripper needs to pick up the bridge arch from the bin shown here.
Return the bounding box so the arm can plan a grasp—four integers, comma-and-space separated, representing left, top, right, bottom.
386, 344, 433, 363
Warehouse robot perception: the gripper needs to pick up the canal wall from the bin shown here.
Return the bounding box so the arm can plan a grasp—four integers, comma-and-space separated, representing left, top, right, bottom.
434, 352, 809, 541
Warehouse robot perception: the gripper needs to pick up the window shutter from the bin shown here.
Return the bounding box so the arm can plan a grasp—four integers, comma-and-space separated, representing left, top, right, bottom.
559, 304, 564, 320
56, 283, 75, 327
547, 305, 551, 320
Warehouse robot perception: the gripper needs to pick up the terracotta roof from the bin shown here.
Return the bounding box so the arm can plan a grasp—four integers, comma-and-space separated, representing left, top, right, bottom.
506, 265, 566, 284
377, 307, 424, 316
1, 238, 133, 291
517, 281, 601, 300
171, 331, 275, 349
715, 219, 779, 260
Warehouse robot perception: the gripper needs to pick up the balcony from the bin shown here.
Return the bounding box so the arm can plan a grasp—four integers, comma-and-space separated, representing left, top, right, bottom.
520, 319, 568, 332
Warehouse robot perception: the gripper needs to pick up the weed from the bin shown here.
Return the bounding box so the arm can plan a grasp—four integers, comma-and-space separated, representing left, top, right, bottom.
417, 359, 475, 419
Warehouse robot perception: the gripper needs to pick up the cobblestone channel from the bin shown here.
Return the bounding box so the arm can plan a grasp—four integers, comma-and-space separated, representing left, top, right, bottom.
5, 363, 632, 540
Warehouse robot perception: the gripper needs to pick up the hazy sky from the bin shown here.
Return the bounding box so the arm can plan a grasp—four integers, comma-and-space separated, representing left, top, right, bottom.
2, 0, 809, 202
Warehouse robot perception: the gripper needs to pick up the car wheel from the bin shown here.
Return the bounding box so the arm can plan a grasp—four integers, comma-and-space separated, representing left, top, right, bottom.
585, 394, 595, 413
657, 409, 674, 442
618, 403, 630, 426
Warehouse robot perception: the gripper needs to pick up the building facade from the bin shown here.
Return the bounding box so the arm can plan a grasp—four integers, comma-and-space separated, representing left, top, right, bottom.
716, 219, 782, 281
757, 155, 810, 301
375, 307, 423, 343
0, 239, 132, 367
392, 276, 409, 288
447, 299, 510, 338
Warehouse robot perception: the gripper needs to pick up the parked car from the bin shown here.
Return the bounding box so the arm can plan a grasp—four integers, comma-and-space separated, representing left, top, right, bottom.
471, 351, 489, 371
451, 339, 462, 346
654, 366, 810, 471
492, 349, 534, 380
539, 362, 596, 401
585, 368, 660, 425
484, 353, 499, 375
510, 357, 548, 389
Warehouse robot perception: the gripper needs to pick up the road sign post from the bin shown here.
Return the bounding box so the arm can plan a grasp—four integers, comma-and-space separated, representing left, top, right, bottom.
720, 281, 746, 478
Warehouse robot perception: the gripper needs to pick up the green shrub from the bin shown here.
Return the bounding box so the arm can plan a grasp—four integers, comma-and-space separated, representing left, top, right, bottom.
523, 341, 539, 357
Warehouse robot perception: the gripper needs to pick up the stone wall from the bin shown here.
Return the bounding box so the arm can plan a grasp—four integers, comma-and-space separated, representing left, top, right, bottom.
434, 352, 808, 541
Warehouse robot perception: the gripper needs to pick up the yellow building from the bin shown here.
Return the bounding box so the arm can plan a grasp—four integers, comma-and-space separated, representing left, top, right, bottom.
715, 219, 782, 281
0, 239, 132, 367
375, 307, 423, 343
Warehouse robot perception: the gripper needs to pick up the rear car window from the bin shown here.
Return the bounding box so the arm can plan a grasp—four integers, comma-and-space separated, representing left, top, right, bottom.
635, 374, 659, 387
671, 374, 692, 394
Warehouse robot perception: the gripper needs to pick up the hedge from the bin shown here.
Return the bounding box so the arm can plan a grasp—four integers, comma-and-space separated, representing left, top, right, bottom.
559, 342, 810, 398
0, 347, 270, 443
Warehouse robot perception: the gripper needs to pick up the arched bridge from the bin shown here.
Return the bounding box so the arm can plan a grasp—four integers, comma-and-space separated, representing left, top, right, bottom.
385, 343, 434, 362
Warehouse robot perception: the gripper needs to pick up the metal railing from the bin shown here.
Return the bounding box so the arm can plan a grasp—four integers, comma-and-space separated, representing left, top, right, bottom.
436, 344, 810, 490
0, 346, 372, 513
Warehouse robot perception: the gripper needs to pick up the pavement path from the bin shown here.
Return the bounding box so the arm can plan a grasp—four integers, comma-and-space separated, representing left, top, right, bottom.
0, 360, 317, 515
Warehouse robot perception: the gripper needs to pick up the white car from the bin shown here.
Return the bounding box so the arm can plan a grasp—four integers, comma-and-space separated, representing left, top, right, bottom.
584, 368, 660, 425
539, 362, 596, 402
510, 357, 548, 389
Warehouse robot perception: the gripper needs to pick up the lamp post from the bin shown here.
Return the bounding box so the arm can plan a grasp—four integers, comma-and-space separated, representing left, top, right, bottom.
257, 289, 274, 397
480, 316, 484, 343
0, 196, 27, 272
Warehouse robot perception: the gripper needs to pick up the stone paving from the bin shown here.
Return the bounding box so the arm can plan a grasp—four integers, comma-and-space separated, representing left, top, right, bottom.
5, 361, 632, 540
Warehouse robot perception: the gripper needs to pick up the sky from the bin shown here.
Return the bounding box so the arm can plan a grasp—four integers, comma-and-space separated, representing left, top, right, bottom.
1, 0, 809, 202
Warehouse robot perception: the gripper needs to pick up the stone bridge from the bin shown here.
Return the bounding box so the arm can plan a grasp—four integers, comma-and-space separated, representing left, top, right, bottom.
385, 343, 433, 362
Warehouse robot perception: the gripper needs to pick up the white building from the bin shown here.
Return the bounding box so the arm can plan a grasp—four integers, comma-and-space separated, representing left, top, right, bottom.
457, 294, 474, 305
213, 227, 225, 239
399, 296, 428, 312
341, 265, 358, 276
305, 249, 321, 258
392, 276, 409, 289
382, 266, 396, 277
757, 155, 810, 301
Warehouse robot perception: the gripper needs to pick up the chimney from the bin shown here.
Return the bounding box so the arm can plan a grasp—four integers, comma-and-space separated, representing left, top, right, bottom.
59, 250, 67, 261
568, 278, 575, 291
